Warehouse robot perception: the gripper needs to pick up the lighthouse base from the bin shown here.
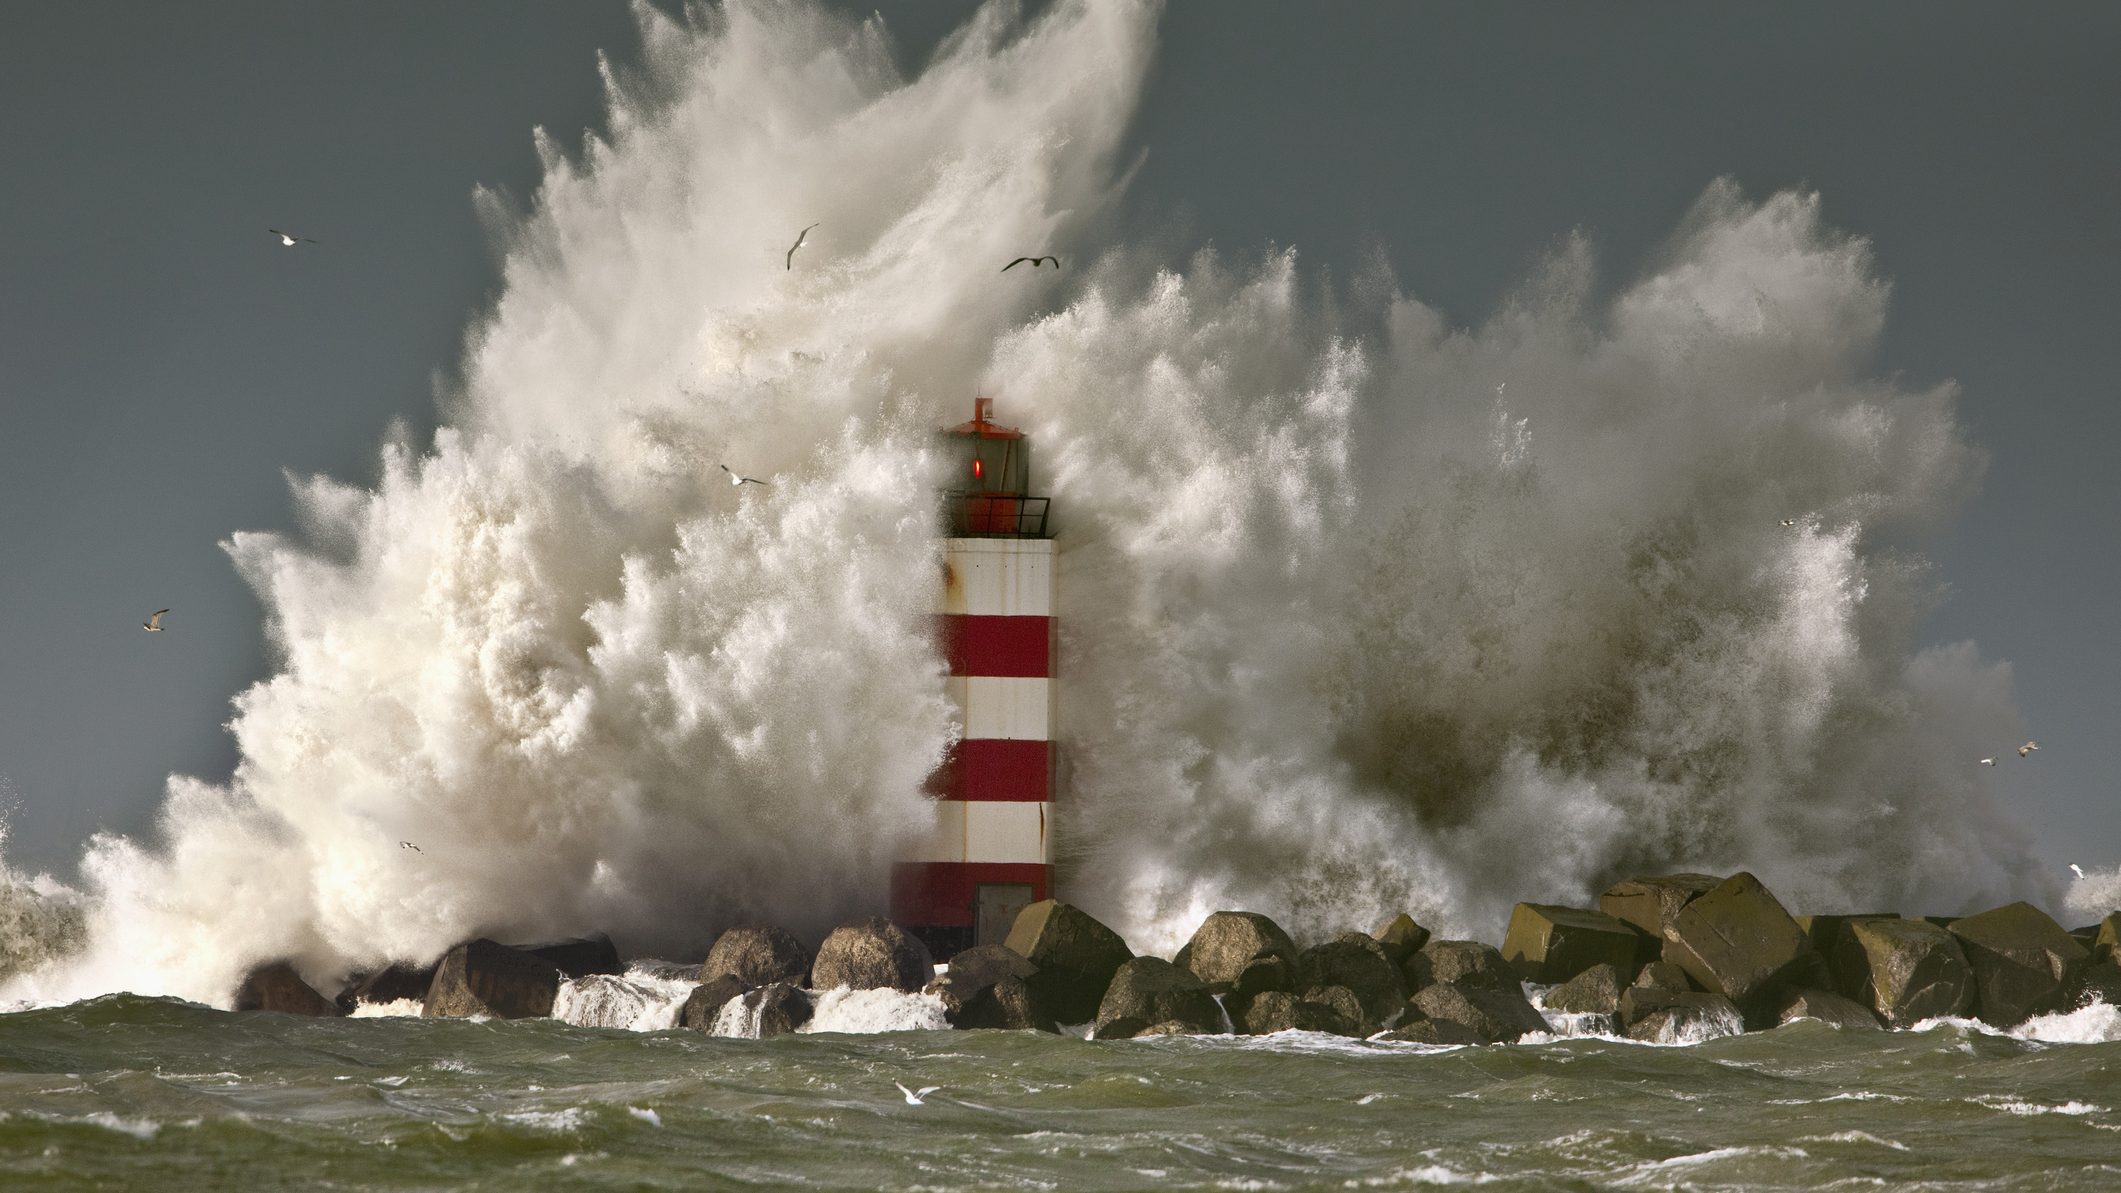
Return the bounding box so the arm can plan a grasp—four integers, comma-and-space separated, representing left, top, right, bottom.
891, 861, 1051, 961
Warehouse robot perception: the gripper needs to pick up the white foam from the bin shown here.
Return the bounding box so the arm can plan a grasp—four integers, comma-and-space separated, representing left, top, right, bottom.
627, 1106, 662, 1127
1969, 1095, 2107, 1118
551, 971, 696, 1031
348, 997, 424, 1018
802, 986, 949, 1035
2010, 1000, 2121, 1045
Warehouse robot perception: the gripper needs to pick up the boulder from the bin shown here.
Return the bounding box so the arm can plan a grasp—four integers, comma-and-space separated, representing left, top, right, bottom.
1174, 911, 1299, 1009
334, 963, 436, 1014
811, 916, 933, 993
1091, 957, 1222, 1040
1796, 914, 1897, 993
233, 962, 339, 1017
1404, 939, 1516, 994
1408, 981, 1547, 1044
1544, 963, 1624, 1016
1298, 933, 1406, 1026
423, 938, 564, 1019
923, 945, 1057, 1032
1623, 990, 1744, 1043
1776, 988, 1881, 1030
678, 975, 745, 1031
1380, 1016, 1487, 1046
1617, 984, 1735, 1031
1502, 903, 1652, 984
521, 934, 623, 978
1132, 1020, 1210, 1038
1300, 984, 1370, 1033
2093, 914, 2120, 965
2069, 962, 2121, 1009
1370, 914, 1432, 967
702, 925, 810, 989
1660, 872, 1819, 1020
1834, 917, 1974, 1027
1242, 990, 1361, 1037
1633, 960, 1697, 994
1948, 902, 2093, 1026
1005, 901, 1133, 1025
745, 981, 813, 1038
1599, 873, 1722, 938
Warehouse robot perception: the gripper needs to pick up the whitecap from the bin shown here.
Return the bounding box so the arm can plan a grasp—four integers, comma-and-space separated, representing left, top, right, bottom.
802, 987, 949, 1034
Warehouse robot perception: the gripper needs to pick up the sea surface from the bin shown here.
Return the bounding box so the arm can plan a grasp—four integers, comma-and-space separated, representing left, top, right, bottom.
3, 978, 2120, 1192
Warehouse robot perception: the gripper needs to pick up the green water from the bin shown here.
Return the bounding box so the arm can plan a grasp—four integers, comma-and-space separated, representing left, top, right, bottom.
3, 996, 2119, 1190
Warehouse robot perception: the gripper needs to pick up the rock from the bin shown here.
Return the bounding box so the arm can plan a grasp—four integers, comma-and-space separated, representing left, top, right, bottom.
1091, 957, 1223, 1040
1174, 911, 1299, 1009
1404, 939, 1516, 994
1502, 903, 1653, 984
2093, 915, 2120, 965
1797, 914, 1897, 993
1633, 960, 1697, 994
334, 963, 436, 1014
924, 945, 1057, 1032
1777, 987, 1881, 1030
678, 975, 745, 1031
811, 916, 933, 993
1624, 990, 1745, 1043
1948, 902, 2093, 1026
1381, 1017, 1487, 1046
1660, 872, 1819, 1020
1544, 963, 1624, 1016
2069, 962, 2121, 1009
1241, 990, 1361, 1037
1834, 917, 1975, 1027
233, 962, 339, 1017
1298, 933, 1406, 1026
521, 934, 623, 978
1617, 984, 1729, 1031
1370, 914, 1431, 966
1300, 984, 1370, 1033
1409, 981, 1547, 1044
1005, 901, 1134, 1026
1599, 873, 1722, 938
745, 981, 813, 1038
702, 925, 810, 989
1132, 1019, 1210, 1038
423, 938, 564, 1019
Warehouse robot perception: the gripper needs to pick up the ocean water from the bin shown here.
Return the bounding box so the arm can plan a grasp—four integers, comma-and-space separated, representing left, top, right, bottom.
5, 987, 2120, 1191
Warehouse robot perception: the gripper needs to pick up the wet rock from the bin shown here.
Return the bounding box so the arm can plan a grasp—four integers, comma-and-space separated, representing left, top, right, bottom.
233, 962, 339, 1017
1599, 873, 1722, 938
1948, 902, 2092, 1026
1370, 914, 1432, 967
1796, 914, 1897, 993
1005, 900, 1133, 1026
702, 925, 810, 989
2069, 962, 2121, 1009
1298, 933, 1406, 1026
1503, 904, 1653, 984
521, 934, 623, 978
1660, 872, 1819, 1020
2093, 915, 2120, 965
1777, 988, 1881, 1030
1544, 963, 1624, 1016
1623, 990, 1744, 1043
1408, 981, 1547, 1044
1632, 960, 1697, 994
1380, 1016, 1487, 1046
1404, 939, 1516, 994
1132, 1019, 1210, 1038
924, 945, 1057, 1032
1173, 911, 1299, 1010
1834, 917, 1975, 1027
1091, 957, 1222, 1040
423, 938, 564, 1019
811, 916, 933, 993
334, 963, 436, 1014
1300, 984, 1370, 1034
745, 981, 813, 1038
678, 975, 745, 1031
1242, 990, 1361, 1037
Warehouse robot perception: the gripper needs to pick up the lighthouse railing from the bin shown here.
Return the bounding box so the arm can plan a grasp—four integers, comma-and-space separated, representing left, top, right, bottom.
942, 492, 1050, 538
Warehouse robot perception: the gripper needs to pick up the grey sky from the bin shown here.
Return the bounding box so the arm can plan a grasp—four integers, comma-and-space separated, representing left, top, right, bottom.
1, 2, 2114, 889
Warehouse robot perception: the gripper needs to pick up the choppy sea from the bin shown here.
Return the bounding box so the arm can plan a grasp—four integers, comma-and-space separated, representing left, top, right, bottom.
4, 969, 2120, 1191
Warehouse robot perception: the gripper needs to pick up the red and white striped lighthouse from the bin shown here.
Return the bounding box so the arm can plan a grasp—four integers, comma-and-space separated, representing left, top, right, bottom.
892, 398, 1056, 958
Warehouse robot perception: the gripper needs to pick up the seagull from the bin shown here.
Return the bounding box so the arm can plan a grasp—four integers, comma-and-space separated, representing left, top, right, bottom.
785, 223, 818, 270
268, 228, 317, 247
1780, 518, 1798, 527
2018, 741, 2039, 757
1001, 256, 1059, 272
399, 841, 422, 853
2071, 864, 2086, 880
142, 609, 169, 632
895, 1082, 940, 1105
1495, 383, 1506, 396
1978, 757, 1996, 766
720, 464, 769, 487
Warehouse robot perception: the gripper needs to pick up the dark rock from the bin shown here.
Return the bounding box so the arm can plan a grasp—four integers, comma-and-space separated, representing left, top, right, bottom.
1131, 1019, 1210, 1038
1380, 1016, 1487, 1046
520, 934, 623, 978
1300, 984, 1370, 1033
334, 963, 436, 1014
1660, 872, 1819, 1020
2093, 915, 2120, 965
1174, 911, 1299, 1010
1777, 987, 1881, 1030
811, 916, 933, 993
1948, 902, 2093, 1026
1409, 981, 1547, 1044
745, 981, 813, 1038
2069, 962, 2121, 1009
1404, 939, 1516, 994
702, 925, 810, 989
1617, 984, 1732, 1031
1834, 917, 1974, 1027
1623, 990, 1745, 1043
1796, 914, 1897, 994
1242, 990, 1361, 1037
1005, 901, 1133, 1026
1633, 960, 1697, 994
233, 962, 339, 1017
1298, 933, 1406, 1026
678, 975, 745, 1031
1544, 963, 1624, 1016
1599, 873, 1722, 938
423, 938, 564, 1019
1370, 914, 1432, 967
1091, 957, 1222, 1040
1502, 903, 1653, 984
924, 945, 1057, 1032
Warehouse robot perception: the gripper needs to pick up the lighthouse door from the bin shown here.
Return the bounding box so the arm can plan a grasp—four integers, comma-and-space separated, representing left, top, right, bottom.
974, 883, 1035, 948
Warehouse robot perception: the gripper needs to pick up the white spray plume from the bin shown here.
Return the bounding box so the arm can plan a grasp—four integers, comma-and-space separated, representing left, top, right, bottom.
0, 0, 2051, 1003
2065, 865, 2121, 924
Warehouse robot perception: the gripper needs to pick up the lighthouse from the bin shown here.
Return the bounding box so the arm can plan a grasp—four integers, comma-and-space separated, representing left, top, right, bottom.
891, 397, 1056, 959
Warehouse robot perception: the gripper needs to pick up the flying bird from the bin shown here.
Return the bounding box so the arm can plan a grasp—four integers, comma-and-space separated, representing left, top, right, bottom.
2071, 864, 2086, 879
2018, 741, 2039, 757
1780, 518, 1798, 527
1978, 757, 1996, 766
268, 229, 317, 247
895, 1082, 940, 1105
1001, 256, 1059, 272
142, 609, 169, 632
399, 841, 422, 854
785, 223, 818, 270
720, 464, 769, 487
